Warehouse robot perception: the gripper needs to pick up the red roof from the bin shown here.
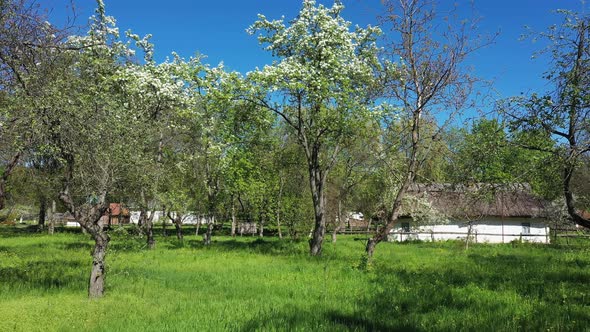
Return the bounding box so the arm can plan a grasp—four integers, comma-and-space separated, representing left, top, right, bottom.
108, 203, 129, 216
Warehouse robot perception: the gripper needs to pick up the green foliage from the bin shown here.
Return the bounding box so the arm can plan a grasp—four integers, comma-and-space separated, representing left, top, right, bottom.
450, 118, 561, 199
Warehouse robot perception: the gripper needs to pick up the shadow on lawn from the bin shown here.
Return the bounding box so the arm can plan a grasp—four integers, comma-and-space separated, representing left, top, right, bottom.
0, 259, 86, 291
323, 250, 590, 331
238, 307, 402, 332
157, 236, 308, 256
0, 225, 83, 238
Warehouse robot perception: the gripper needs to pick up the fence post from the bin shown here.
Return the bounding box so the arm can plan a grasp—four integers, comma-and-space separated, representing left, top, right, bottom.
431, 230, 434, 242
475, 231, 478, 244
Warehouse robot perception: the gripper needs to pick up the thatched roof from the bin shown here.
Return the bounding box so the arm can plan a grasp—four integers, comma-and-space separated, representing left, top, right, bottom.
402, 183, 548, 219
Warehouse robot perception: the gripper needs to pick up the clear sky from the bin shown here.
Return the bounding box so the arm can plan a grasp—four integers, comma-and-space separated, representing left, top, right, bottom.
41, 0, 587, 115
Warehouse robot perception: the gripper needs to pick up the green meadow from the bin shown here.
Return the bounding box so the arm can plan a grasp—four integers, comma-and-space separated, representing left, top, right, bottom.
1, 226, 589, 331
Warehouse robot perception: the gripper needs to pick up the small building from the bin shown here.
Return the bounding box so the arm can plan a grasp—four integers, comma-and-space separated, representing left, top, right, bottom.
389, 183, 551, 244
100, 203, 130, 226
347, 212, 369, 230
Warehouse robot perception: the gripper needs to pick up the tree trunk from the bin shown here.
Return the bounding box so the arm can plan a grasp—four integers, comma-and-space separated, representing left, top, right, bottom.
231, 198, 237, 237
465, 222, 472, 250
59, 155, 111, 299
88, 231, 109, 299
0, 152, 21, 211
38, 196, 46, 229
174, 216, 183, 241
332, 199, 344, 243
277, 176, 284, 240
162, 207, 168, 237
308, 164, 327, 256
146, 210, 156, 249
204, 216, 214, 245
258, 211, 264, 238
277, 207, 282, 240
146, 221, 155, 249
365, 103, 422, 259
167, 211, 184, 241
564, 161, 590, 228
195, 217, 201, 236
137, 208, 146, 235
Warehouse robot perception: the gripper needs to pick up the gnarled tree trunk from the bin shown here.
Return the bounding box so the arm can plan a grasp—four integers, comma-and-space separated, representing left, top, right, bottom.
168, 212, 184, 241
59, 156, 111, 299
88, 231, 109, 299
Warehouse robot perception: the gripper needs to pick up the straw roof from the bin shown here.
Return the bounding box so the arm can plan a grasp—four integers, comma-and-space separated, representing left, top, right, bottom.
402, 183, 548, 219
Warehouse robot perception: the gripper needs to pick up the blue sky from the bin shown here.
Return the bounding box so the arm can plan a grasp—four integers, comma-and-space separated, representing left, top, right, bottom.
42, 0, 586, 115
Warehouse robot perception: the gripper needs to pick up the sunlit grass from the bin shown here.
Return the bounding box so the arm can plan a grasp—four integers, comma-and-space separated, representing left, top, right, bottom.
1, 226, 589, 331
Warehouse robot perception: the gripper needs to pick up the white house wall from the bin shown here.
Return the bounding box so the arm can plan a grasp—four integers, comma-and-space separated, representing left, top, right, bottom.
129, 211, 212, 225
389, 217, 550, 244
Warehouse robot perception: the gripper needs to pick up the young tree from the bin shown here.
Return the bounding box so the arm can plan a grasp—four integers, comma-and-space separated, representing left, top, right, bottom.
248, 0, 381, 255
365, 0, 491, 258
503, 10, 590, 228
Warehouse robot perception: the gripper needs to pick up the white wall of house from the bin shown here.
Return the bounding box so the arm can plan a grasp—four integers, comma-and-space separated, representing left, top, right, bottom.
388, 217, 550, 244
129, 211, 212, 225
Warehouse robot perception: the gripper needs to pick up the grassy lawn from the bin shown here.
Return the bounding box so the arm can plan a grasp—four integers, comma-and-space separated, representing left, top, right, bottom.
1, 226, 589, 331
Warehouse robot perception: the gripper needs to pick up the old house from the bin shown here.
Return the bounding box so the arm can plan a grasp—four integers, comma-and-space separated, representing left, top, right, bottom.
389, 183, 551, 243
100, 203, 130, 226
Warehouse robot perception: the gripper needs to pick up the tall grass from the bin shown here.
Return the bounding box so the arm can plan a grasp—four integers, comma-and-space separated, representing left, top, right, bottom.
1, 226, 589, 331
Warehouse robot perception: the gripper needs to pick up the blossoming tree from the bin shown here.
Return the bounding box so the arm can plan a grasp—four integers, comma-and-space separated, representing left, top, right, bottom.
247, 0, 381, 255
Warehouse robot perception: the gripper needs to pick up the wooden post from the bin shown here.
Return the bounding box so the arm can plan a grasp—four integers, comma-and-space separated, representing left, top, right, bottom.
501, 219, 505, 243
475, 230, 478, 244
430, 229, 434, 242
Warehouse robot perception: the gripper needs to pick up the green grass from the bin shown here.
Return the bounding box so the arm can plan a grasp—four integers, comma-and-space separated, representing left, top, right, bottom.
1, 226, 589, 331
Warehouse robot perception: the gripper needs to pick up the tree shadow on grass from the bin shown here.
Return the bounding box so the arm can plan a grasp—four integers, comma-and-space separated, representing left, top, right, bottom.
210, 238, 307, 256
0, 225, 84, 238
0, 225, 43, 237
157, 236, 308, 257
236, 305, 408, 331
324, 250, 590, 331
0, 259, 87, 292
